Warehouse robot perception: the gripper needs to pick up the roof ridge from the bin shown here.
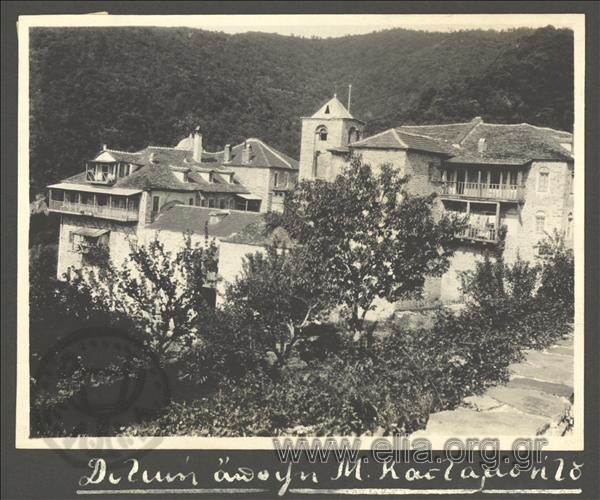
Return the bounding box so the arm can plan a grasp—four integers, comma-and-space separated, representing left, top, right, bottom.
391, 128, 408, 148
458, 120, 483, 146
251, 138, 293, 169
396, 128, 449, 142
522, 123, 573, 136
147, 145, 181, 150
402, 121, 475, 128
352, 128, 396, 146
104, 148, 142, 155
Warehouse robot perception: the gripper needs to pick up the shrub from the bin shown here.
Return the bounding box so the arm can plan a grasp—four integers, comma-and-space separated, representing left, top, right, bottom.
123, 335, 432, 437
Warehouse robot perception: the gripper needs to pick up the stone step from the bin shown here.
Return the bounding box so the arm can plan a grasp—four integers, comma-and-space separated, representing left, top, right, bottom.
545, 345, 574, 356
507, 377, 573, 398
416, 406, 549, 437
509, 360, 573, 387
524, 349, 573, 367
485, 386, 570, 419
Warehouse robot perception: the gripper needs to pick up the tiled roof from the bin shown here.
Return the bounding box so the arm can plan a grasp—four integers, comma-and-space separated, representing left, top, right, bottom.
145, 206, 264, 238
350, 129, 455, 155
96, 149, 146, 165
175, 138, 299, 171
457, 123, 573, 162
399, 121, 481, 145
400, 118, 573, 164
60, 146, 249, 194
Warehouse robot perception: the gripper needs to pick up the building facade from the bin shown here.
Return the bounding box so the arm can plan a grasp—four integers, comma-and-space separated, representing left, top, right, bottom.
47, 130, 298, 279
300, 98, 574, 303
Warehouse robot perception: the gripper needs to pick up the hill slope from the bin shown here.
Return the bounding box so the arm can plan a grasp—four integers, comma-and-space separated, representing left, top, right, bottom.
29, 26, 573, 192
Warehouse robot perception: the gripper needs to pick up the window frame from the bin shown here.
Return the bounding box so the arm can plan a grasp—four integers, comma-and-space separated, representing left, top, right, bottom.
535, 211, 546, 234
537, 168, 550, 193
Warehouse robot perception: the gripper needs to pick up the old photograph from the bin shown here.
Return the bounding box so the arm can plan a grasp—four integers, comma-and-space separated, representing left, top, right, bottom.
18, 13, 583, 450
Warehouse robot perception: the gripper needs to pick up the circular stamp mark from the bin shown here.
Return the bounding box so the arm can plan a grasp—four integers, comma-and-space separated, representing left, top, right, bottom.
32, 326, 171, 468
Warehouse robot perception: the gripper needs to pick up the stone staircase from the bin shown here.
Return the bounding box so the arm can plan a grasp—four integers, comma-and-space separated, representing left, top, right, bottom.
414, 335, 574, 437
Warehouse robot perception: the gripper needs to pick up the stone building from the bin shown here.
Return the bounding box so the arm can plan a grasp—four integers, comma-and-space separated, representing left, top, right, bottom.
300, 98, 574, 303
47, 129, 297, 278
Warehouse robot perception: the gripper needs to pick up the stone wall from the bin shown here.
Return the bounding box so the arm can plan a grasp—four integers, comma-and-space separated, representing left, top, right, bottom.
503, 161, 571, 262
57, 214, 139, 278
216, 241, 267, 303
227, 166, 271, 212
299, 117, 364, 180
440, 245, 490, 303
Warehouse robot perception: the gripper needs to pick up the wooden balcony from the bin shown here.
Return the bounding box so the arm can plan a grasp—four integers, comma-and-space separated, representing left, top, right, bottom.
86, 169, 116, 185
49, 199, 139, 221
457, 226, 498, 243
437, 181, 525, 202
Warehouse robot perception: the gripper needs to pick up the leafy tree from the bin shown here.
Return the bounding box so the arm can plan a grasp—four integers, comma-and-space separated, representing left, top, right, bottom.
536, 230, 574, 316
68, 234, 218, 362
278, 154, 465, 342
225, 244, 334, 366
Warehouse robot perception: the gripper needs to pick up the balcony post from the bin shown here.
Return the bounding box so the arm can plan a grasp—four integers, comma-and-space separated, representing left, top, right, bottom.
477, 170, 482, 197
495, 202, 501, 240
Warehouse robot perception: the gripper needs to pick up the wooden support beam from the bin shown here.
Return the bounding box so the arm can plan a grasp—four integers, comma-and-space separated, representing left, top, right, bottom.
495, 201, 501, 239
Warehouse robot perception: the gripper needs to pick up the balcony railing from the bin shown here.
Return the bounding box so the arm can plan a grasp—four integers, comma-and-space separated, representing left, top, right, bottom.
458, 226, 498, 243
438, 181, 525, 201
49, 199, 139, 221
86, 169, 116, 185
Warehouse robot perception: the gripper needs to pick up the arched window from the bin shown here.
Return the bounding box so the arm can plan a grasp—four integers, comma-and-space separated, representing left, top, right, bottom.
348, 127, 360, 144
535, 210, 546, 234
316, 125, 328, 141
537, 168, 549, 192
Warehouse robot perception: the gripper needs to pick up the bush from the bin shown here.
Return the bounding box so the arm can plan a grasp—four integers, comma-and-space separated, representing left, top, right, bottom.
124, 334, 432, 437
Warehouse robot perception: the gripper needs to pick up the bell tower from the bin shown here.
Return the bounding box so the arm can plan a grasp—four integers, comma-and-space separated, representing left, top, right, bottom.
299, 94, 365, 180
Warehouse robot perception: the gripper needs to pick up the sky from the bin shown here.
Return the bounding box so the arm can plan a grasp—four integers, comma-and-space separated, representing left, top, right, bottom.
153, 14, 577, 38
36, 13, 577, 38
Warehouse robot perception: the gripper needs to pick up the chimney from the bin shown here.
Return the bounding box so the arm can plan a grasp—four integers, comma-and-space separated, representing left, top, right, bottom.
347, 84, 352, 113
102, 144, 107, 151
477, 137, 487, 154
224, 144, 232, 163
208, 210, 230, 225
241, 141, 252, 164
193, 126, 203, 162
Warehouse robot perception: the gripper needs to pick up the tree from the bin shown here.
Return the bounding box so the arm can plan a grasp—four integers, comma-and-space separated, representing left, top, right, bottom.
68, 233, 218, 362
278, 154, 465, 343
536, 230, 574, 316
225, 244, 334, 366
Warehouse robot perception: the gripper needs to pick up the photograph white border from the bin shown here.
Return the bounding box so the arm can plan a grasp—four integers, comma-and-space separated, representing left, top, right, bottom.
16, 12, 586, 451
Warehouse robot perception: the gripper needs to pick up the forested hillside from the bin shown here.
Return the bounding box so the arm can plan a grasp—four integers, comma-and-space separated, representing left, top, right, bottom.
29, 26, 573, 193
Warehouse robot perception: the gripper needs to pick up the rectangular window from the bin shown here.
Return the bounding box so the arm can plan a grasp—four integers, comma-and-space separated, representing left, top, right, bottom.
219, 199, 226, 209
152, 196, 160, 212
208, 199, 215, 208
538, 171, 549, 192
570, 172, 574, 194
189, 198, 194, 206
273, 172, 279, 187
200, 199, 206, 207
535, 214, 546, 234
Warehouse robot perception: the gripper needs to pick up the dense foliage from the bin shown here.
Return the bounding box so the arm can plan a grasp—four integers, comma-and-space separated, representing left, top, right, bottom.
66, 234, 219, 362
29, 26, 573, 193
277, 155, 465, 341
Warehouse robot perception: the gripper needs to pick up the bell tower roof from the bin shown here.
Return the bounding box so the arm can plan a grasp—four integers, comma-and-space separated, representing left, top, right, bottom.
310, 95, 355, 120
